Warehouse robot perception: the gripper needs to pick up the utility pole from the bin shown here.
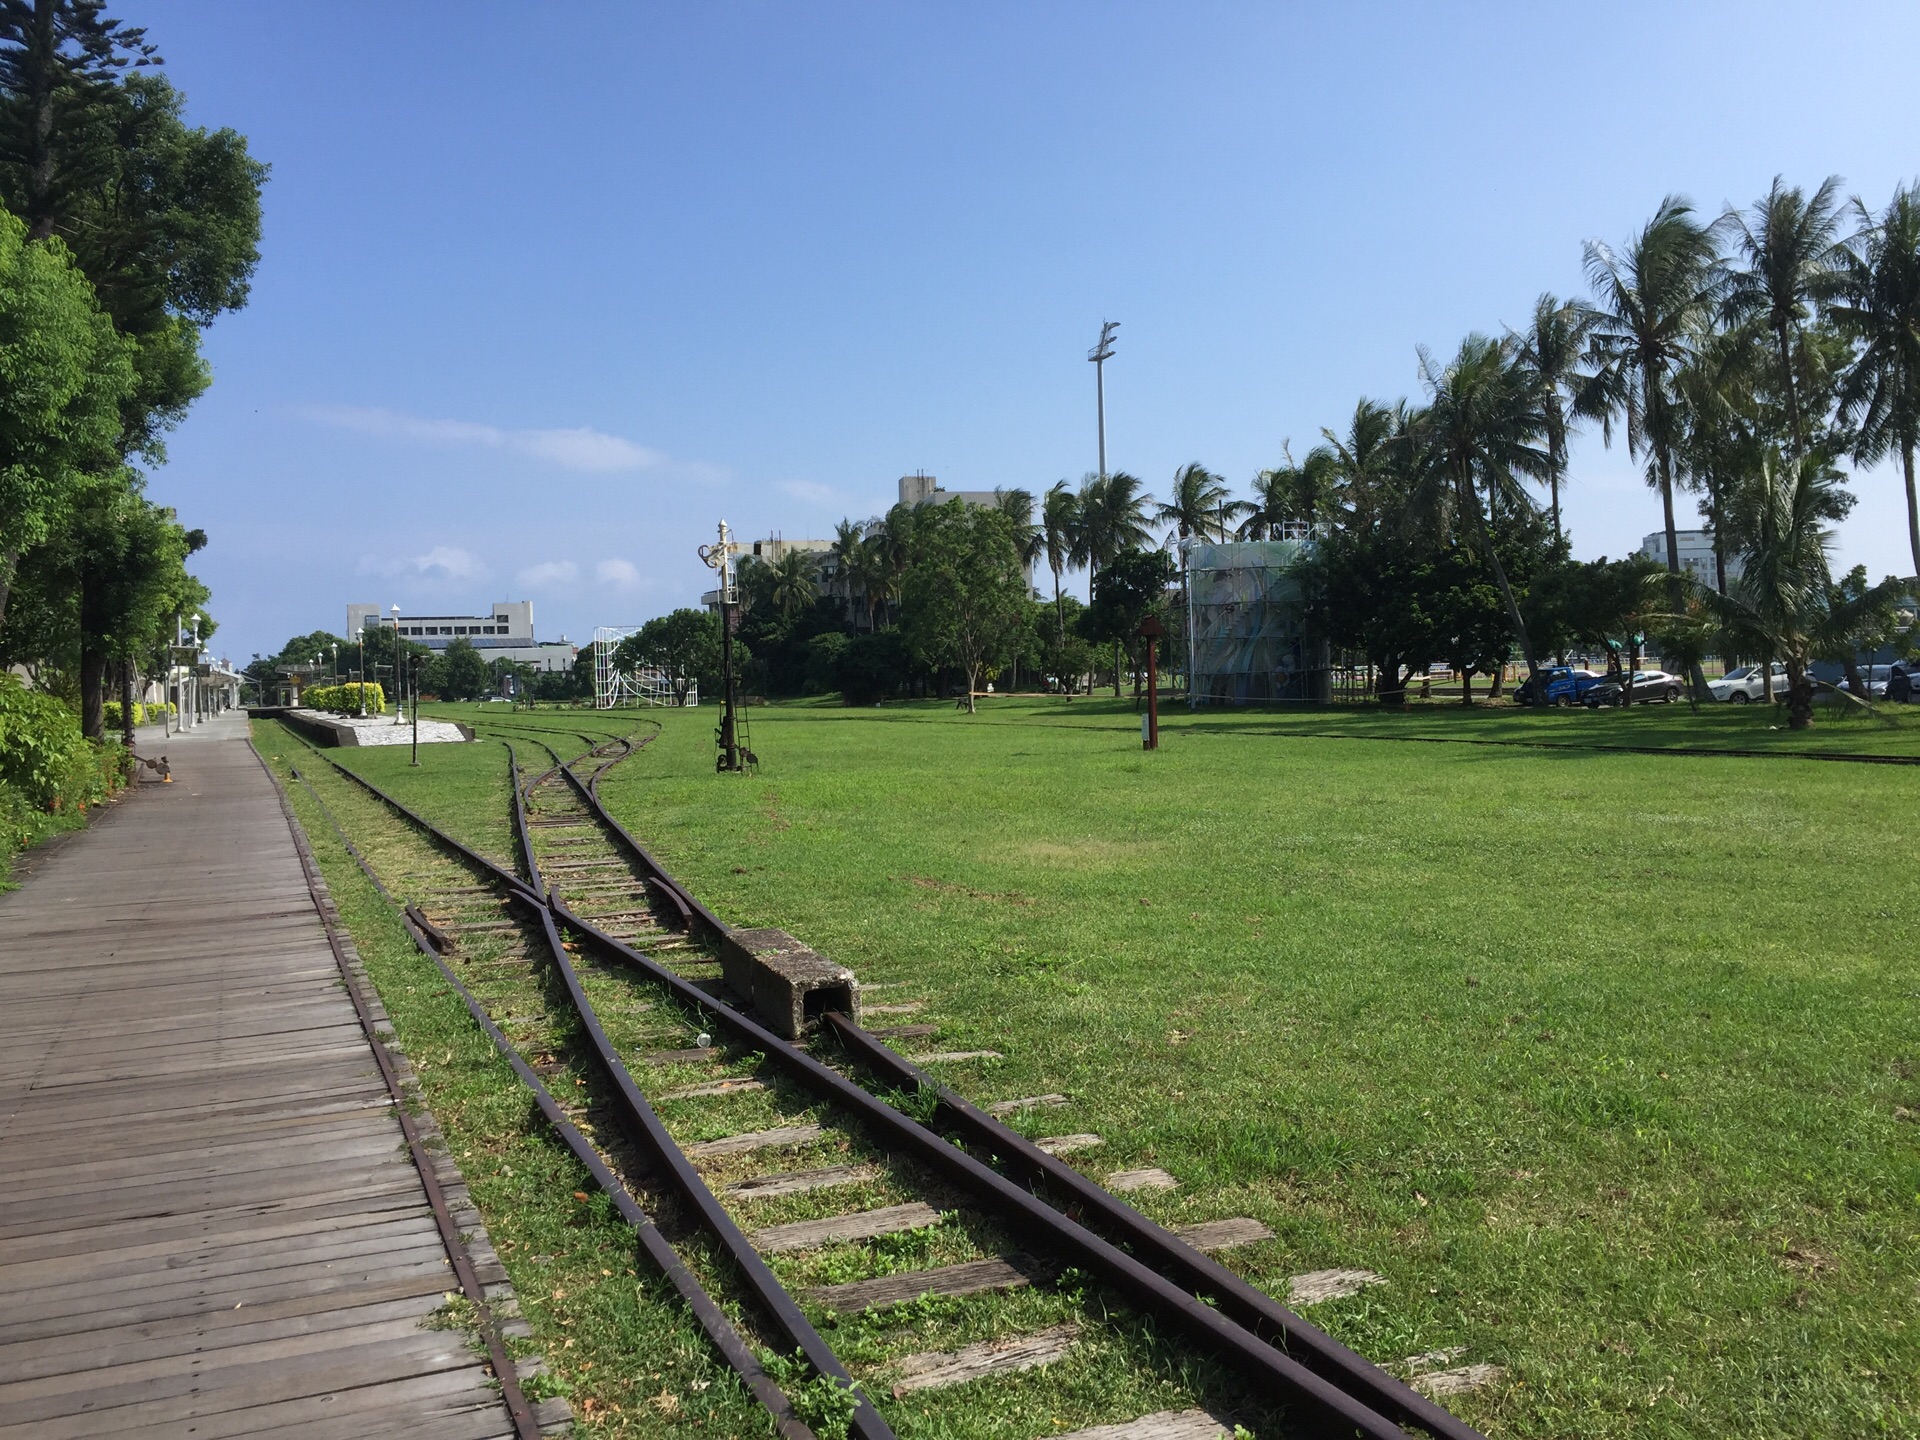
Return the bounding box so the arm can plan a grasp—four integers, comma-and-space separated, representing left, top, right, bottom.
410, 655, 421, 766
699, 520, 744, 773
356, 628, 366, 717
1088, 320, 1119, 481
392, 606, 405, 721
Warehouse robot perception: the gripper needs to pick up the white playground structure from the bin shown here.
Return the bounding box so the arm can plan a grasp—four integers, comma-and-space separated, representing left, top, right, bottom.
592, 627, 698, 709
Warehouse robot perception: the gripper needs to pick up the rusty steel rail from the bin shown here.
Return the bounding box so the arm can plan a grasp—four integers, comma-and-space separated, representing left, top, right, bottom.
823, 1016, 1482, 1440
506, 748, 900, 1440
275, 717, 1482, 1440
275, 745, 821, 1440
248, 746, 544, 1440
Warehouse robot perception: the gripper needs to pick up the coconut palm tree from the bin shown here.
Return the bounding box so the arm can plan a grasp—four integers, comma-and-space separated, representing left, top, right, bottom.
766, 548, 818, 619
1237, 447, 1334, 540
1075, 470, 1153, 694
1412, 333, 1553, 697
1157, 463, 1240, 545
1075, 471, 1153, 571
1835, 183, 1920, 579
1705, 449, 1846, 728
1672, 326, 1766, 595
1041, 479, 1079, 644
1321, 399, 1400, 529
994, 487, 1041, 570
1722, 175, 1848, 460
1509, 293, 1599, 546
1578, 196, 1723, 616
828, 518, 866, 623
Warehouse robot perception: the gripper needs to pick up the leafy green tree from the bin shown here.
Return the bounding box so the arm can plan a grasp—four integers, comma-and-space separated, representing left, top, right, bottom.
0, 207, 131, 624
900, 502, 1027, 713
1835, 183, 1920, 578
432, 636, 492, 702
1080, 547, 1176, 701
613, 607, 725, 704
1579, 196, 1723, 616
1298, 526, 1445, 706
0, 0, 157, 242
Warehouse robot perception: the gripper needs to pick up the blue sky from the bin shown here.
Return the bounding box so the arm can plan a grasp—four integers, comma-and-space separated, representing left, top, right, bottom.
149, 2, 1920, 662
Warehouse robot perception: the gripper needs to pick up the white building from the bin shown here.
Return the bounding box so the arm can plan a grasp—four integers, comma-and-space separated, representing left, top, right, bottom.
346, 601, 576, 671
1638, 529, 1743, 589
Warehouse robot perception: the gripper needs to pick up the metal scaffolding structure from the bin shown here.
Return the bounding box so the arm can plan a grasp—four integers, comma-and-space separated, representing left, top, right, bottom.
592, 627, 697, 709
1185, 540, 1327, 705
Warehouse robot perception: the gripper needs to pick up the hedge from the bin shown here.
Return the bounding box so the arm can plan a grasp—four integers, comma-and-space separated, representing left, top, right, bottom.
0, 674, 127, 888
302, 682, 385, 715
102, 700, 176, 728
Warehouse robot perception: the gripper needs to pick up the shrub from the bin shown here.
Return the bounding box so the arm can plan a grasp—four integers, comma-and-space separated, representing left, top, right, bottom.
302, 682, 385, 715
834, 631, 909, 705
0, 675, 127, 888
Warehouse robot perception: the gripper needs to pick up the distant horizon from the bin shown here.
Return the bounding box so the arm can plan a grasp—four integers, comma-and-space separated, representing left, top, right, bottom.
142, 2, 1920, 660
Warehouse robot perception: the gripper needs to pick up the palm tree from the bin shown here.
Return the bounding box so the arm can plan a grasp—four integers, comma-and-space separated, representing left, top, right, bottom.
1076, 470, 1153, 694
1075, 471, 1153, 571
1041, 479, 1079, 643
1835, 183, 1920, 578
1705, 449, 1845, 728
1412, 333, 1553, 697
1237, 461, 1294, 540
1722, 175, 1848, 460
1156, 463, 1239, 545
994, 487, 1042, 573
828, 518, 866, 623
1320, 399, 1399, 529
1672, 326, 1766, 595
1578, 196, 1723, 617
766, 548, 818, 619
1509, 293, 1598, 546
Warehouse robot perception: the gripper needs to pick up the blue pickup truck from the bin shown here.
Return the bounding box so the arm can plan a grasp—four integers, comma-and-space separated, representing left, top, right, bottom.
1513, 666, 1608, 707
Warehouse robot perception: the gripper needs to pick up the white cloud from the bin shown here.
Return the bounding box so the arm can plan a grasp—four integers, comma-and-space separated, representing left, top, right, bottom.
414, 545, 487, 581
517, 559, 580, 588
305, 405, 665, 474
360, 545, 488, 581
780, 479, 844, 506
596, 558, 641, 587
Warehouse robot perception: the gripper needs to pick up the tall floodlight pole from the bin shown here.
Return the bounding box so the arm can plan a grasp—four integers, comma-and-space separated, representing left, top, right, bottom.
699, 521, 743, 773
1089, 320, 1119, 480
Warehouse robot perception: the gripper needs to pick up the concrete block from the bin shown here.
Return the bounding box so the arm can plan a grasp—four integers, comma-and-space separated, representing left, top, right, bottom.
719, 926, 859, 1039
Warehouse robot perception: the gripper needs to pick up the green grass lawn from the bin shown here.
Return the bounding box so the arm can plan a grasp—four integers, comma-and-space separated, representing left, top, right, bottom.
547, 695, 1919, 1439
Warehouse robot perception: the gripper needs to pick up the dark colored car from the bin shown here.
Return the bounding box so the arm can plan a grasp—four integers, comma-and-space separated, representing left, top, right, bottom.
1583, 669, 1684, 707
1889, 662, 1918, 704
1513, 666, 1606, 707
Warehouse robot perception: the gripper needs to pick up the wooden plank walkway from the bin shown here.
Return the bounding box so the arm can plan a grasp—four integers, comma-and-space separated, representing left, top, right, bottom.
0, 716, 514, 1439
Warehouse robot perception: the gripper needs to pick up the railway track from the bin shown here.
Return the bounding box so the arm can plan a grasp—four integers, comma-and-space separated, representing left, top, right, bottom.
263, 716, 1488, 1440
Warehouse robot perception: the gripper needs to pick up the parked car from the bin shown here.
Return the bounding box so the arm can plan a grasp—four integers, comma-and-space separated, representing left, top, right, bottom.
1889, 662, 1918, 704
1584, 669, 1683, 706
1707, 662, 1788, 703
1512, 666, 1605, 707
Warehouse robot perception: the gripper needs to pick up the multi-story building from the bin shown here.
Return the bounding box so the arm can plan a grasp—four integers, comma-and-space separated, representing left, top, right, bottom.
346, 601, 576, 671
1638, 530, 1744, 589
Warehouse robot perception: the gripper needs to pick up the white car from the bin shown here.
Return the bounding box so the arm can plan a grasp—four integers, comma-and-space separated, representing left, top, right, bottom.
1708, 662, 1788, 703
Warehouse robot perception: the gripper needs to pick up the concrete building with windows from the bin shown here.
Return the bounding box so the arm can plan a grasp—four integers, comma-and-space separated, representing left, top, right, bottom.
346, 601, 576, 671
1638, 529, 1743, 589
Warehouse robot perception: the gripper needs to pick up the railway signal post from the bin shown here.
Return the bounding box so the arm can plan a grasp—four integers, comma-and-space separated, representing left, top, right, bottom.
699, 520, 746, 773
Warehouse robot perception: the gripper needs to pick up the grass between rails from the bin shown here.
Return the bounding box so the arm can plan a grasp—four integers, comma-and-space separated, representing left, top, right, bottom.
270, 714, 1260, 1440
557, 696, 1920, 1440
252, 723, 782, 1440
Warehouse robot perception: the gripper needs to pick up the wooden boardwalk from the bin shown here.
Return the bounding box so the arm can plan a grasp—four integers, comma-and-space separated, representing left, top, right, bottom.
0, 716, 515, 1438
